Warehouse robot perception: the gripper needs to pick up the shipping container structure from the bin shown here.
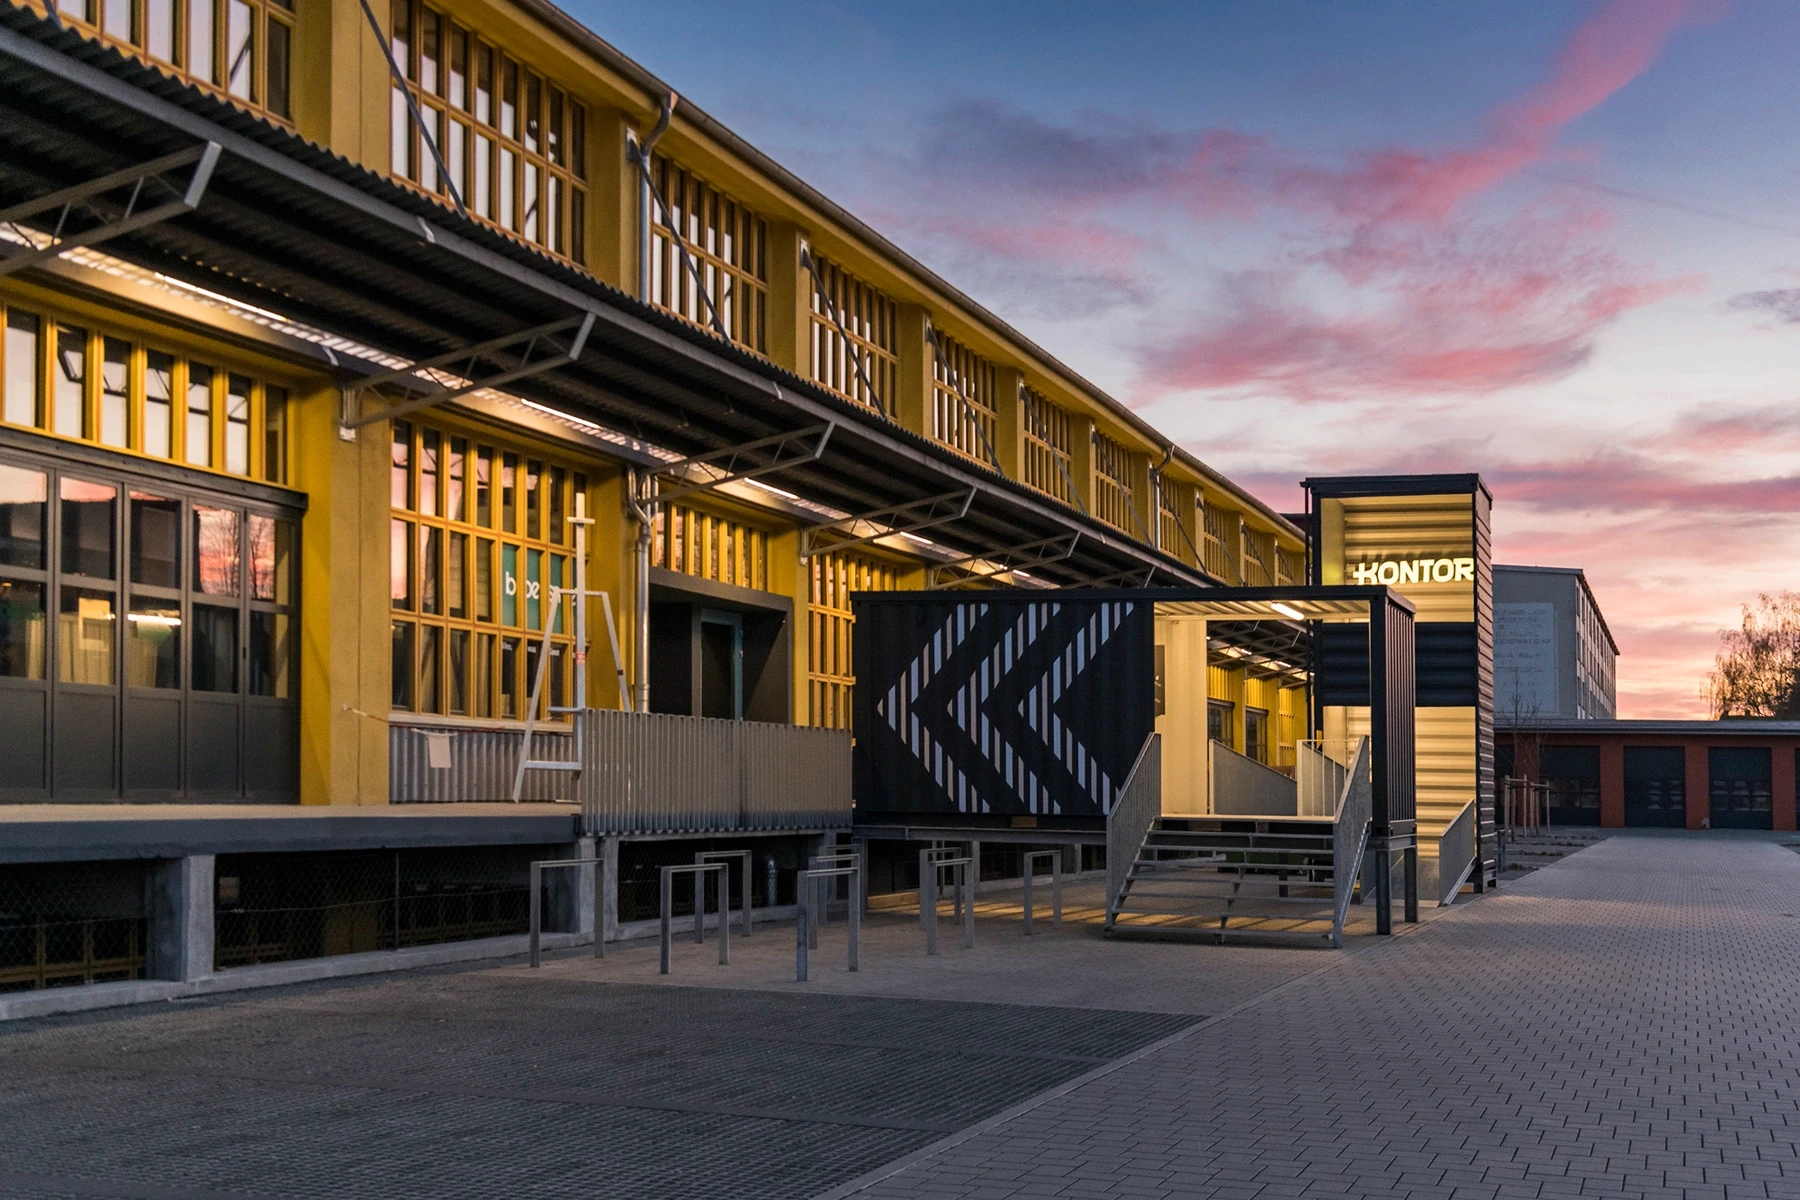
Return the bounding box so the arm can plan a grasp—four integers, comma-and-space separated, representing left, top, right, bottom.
852, 585, 1436, 939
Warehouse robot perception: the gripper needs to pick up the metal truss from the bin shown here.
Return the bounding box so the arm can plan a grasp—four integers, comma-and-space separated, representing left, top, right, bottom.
925, 532, 1081, 590
0, 143, 221, 279
341, 314, 596, 430
643, 423, 835, 506
1068, 564, 1160, 589
798, 488, 975, 563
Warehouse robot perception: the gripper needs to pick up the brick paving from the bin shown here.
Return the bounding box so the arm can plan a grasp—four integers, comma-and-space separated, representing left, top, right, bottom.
827, 832, 1800, 1200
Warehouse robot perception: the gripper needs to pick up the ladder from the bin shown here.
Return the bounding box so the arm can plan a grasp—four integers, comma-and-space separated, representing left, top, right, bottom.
510, 492, 631, 803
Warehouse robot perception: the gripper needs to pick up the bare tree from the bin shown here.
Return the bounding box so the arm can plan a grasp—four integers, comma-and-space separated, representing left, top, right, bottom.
1706, 592, 1800, 719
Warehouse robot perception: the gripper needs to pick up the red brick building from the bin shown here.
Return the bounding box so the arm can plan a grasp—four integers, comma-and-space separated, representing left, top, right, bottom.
1497, 719, 1800, 831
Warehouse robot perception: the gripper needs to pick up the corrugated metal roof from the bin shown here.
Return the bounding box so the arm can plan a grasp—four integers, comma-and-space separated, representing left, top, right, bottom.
0, 9, 1221, 588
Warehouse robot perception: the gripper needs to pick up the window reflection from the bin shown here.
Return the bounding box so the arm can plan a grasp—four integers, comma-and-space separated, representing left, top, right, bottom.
58, 586, 115, 685
0, 579, 46, 680
144, 351, 175, 459
249, 609, 289, 698
60, 478, 116, 580
127, 599, 181, 689
130, 492, 181, 588
192, 505, 240, 596
0, 464, 46, 570
249, 514, 291, 602
54, 325, 85, 438
191, 604, 238, 692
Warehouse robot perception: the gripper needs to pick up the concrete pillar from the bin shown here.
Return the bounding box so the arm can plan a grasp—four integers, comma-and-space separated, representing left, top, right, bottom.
149, 855, 214, 982
572, 836, 597, 938
601, 835, 621, 945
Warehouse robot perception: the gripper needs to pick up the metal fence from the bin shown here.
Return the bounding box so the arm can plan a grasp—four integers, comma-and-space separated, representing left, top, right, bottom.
0, 861, 149, 992
391, 711, 853, 839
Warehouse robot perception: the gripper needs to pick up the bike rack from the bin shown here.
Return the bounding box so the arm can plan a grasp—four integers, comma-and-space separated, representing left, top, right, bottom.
528, 855, 610, 968
659, 862, 728, 974
795, 865, 860, 982
694, 849, 754, 936
919, 849, 974, 955
1021, 850, 1063, 935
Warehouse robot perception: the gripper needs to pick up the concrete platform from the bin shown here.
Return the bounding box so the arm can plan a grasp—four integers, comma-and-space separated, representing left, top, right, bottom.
0, 802, 584, 861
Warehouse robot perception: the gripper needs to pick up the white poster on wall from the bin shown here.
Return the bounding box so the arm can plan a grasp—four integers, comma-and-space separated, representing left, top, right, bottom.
1495, 602, 1558, 719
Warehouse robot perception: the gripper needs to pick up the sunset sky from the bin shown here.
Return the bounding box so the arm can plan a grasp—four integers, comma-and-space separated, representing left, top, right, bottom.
571, 0, 1800, 718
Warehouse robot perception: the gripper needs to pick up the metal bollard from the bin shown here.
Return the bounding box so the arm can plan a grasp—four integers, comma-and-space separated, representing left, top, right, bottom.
594, 859, 606, 959
848, 868, 860, 972
924, 858, 939, 956
659, 869, 673, 974
529, 862, 543, 966
795, 882, 810, 982
961, 861, 975, 949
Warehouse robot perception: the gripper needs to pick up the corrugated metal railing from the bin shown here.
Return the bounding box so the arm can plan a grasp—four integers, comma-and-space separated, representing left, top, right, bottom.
1210, 743, 1297, 816
390, 712, 853, 837
1105, 733, 1162, 924
582, 710, 851, 836
1330, 736, 1373, 942
390, 723, 574, 803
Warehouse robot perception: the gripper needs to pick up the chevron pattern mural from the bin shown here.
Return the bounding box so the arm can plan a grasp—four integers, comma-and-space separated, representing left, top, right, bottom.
854, 597, 1155, 821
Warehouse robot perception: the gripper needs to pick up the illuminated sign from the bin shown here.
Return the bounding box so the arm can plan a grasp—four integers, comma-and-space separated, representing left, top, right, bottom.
1350, 557, 1474, 586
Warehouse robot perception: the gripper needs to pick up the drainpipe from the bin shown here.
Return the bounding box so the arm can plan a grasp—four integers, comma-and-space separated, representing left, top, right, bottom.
628, 92, 677, 302
627, 470, 653, 714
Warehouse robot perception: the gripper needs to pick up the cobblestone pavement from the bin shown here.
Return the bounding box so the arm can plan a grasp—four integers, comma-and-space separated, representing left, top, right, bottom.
826, 832, 1800, 1200
0, 969, 1191, 1199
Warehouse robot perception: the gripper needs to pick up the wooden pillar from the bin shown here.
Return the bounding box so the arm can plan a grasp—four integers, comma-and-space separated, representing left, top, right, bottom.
1598, 739, 1624, 828
1685, 742, 1709, 830
991, 365, 1024, 481
894, 303, 932, 440
765, 223, 812, 379
1068, 410, 1096, 515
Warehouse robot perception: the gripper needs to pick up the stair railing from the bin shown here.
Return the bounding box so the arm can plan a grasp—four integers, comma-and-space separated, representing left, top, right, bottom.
1436, 799, 1479, 906
1105, 732, 1162, 929
1329, 736, 1372, 947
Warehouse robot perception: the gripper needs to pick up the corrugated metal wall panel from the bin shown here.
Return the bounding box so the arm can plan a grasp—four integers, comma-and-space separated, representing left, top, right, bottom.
390, 724, 572, 803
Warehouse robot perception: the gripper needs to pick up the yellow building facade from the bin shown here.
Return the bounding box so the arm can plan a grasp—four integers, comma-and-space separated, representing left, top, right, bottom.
0, 0, 1307, 807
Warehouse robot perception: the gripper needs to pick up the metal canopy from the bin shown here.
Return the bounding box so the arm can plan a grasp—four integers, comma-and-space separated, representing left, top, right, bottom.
0, 12, 1216, 589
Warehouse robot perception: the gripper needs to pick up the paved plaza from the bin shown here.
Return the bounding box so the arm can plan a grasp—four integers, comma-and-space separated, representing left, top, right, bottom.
1, 833, 1797, 1198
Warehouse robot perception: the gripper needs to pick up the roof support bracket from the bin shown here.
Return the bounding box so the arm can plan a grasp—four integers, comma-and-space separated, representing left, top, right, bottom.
0, 142, 221, 278
798, 487, 975, 563
340, 313, 596, 431
644, 423, 835, 506
925, 532, 1081, 590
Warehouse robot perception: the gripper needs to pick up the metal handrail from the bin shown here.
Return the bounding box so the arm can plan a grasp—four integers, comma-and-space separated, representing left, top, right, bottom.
919, 851, 974, 955
1105, 733, 1162, 928
695, 850, 754, 936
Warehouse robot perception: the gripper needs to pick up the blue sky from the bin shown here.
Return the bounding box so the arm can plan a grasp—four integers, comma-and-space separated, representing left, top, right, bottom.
564, 0, 1800, 717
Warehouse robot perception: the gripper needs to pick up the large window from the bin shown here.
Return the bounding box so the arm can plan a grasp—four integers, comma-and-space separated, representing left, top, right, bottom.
1021, 387, 1075, 505
650, 502, 769, 591
54, 0, 295, 123
930, 332, 996, 466
1093, 430, 1139, 536
388, 0, 588, 264
808, 255, 896, 412
388, 420, 585, 721
807, 551, 899, 731
1200, 501, 1240, 584
0, 452, 296, 800
0, 303, 289, 485
648, 155, 767, 354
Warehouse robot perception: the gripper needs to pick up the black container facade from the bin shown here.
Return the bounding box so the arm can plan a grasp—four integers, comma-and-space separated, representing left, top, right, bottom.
852, 586, 1418, 839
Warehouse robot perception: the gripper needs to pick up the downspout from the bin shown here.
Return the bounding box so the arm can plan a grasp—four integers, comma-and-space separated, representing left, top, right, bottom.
627, 470, 653, 714
623, 95, 675, 712
629, 91, 676, 301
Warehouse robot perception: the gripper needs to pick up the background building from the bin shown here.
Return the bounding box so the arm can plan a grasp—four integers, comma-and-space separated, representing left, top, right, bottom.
1494, 565, 1618, 721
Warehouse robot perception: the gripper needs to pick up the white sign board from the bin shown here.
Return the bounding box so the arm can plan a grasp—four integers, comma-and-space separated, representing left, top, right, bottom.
1495, 602, 1557, 718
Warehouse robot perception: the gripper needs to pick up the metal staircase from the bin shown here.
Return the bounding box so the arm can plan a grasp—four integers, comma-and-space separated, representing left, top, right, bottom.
1106, 738, 1372, 948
